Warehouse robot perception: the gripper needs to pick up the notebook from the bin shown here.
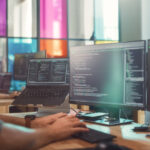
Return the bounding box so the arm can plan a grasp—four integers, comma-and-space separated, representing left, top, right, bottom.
13, 58, 69, 106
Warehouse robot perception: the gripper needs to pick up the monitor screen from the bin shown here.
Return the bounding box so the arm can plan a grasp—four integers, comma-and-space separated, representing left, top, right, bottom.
13, 51, 46, 81
69, 41, 146, 109
27, 58, 69, 85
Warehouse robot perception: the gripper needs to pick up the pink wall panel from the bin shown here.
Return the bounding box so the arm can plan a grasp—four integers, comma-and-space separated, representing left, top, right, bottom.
40, 0, 67, 38
0, 0, 6, 36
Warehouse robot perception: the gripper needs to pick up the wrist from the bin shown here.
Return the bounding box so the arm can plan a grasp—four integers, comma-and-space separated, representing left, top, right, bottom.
25, 115, 36, 128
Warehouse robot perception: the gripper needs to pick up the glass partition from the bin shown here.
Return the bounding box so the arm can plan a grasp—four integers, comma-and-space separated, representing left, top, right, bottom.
40, 0, 67, 38
95, 0, 119, 41
2, 0, 120, 91
40, 39, 67, 58
8, 0, 37, 37
68, 0, 94, 39
0, 38, 7, 72
0, 0, 6, 36
69, 40, 94, 47
8, 38, 37, 91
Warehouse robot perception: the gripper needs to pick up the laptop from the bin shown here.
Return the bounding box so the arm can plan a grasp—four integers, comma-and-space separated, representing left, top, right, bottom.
13, 58, 69, 106
0, 73, 12, 93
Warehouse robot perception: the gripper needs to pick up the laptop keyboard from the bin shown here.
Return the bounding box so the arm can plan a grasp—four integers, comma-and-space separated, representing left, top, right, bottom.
21, 85, 69, 98
13, 85, 69, 105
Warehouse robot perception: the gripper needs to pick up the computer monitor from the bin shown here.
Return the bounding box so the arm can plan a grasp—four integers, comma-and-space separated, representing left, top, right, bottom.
0, 73, 12, 93
13, 51, 46, 81
69, 41, 146, 125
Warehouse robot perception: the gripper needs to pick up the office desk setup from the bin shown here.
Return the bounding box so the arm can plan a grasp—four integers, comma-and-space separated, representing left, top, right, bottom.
0, 41, 149, 150
1, 107, 149, 150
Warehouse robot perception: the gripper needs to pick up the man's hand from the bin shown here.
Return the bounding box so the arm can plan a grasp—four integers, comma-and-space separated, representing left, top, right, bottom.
45, 115, 89, 141
9, 91, 21, 98
31, 112, 67, 128
0, 91, 20, 99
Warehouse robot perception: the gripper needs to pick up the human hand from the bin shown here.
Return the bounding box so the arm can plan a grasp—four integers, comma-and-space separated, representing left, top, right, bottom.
31, 112, 67, 128
45, 115, 89, 141
9, 91, 21, 98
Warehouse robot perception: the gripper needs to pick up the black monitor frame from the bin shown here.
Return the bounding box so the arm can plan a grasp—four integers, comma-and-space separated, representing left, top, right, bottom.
69, 41, 146, 125
147, 39, 150, 111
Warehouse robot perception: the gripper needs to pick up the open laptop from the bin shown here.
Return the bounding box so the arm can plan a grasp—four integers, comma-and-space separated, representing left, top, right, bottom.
13, 58, 69, 106
0, 73, 12, 93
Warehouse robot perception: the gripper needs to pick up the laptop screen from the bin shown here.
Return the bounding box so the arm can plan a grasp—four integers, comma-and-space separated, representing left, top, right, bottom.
27, 58, 69, 85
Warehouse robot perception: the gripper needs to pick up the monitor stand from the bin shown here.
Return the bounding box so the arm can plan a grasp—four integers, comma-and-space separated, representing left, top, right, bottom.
87, 108, 133, 126
36, 94, 70, 117
145, 111, 150, 125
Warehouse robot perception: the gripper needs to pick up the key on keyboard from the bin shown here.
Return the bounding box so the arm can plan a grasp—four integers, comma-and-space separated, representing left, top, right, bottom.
73, 128, 116, 143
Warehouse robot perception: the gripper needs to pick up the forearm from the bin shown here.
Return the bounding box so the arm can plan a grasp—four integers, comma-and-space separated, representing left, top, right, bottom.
0, 115, 25, 126
0, 123, 54, 150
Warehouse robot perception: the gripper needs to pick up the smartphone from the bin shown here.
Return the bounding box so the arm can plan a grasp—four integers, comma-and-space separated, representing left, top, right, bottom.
77, 112, 108, 120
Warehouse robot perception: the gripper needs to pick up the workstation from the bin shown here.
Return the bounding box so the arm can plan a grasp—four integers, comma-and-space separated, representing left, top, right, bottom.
0, 0, 150, 150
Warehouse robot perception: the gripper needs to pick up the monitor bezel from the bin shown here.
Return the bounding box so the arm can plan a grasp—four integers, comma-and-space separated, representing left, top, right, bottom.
147, 39, 150, 111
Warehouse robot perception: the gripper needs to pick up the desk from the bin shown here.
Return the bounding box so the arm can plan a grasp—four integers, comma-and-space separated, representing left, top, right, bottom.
0, 100, 149, 150
0, 99, 14, 113
0, 99, 38, 113
40, 122, 150, 150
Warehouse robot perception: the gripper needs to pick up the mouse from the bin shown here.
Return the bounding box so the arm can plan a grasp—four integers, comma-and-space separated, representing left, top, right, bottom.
95, 142, 132, 150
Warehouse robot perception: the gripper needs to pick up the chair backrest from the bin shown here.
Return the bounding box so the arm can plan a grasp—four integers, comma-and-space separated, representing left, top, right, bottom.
0, 73, 12, 93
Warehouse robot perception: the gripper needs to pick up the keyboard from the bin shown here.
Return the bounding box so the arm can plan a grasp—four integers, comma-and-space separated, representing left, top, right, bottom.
73, 128, 116, 143
13, 85, 69, 105
21, 85, 69, 97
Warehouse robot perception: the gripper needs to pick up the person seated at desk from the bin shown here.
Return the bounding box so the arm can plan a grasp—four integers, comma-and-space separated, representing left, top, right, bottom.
0, 113, 88, 150
0, 91, 20, 99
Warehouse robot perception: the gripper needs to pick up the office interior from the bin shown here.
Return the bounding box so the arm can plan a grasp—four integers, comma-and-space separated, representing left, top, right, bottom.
0, 0, 150, 149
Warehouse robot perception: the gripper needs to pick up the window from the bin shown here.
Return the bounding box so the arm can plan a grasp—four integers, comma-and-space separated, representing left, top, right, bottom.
0, 0, 119, 91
